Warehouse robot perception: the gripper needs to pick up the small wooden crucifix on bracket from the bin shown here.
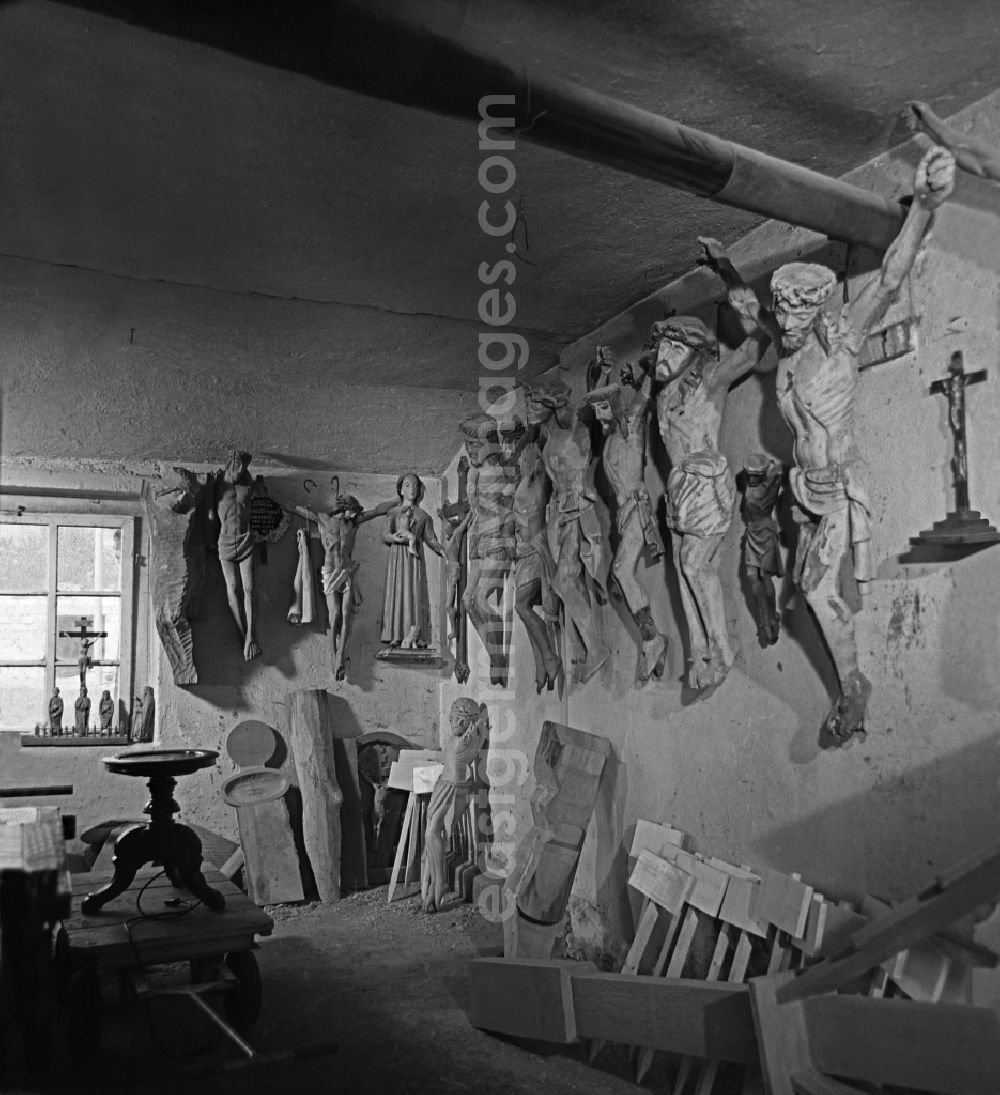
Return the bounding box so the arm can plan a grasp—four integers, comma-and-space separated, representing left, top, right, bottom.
905, 350, 1000, 561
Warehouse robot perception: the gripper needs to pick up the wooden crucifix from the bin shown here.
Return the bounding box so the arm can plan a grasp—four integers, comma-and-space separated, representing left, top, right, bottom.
906, 348, 1000, 560
930, 349, 987, 514
58, 616, 108, 691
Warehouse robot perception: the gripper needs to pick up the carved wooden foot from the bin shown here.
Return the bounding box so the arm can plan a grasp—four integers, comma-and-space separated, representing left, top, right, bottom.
638, 633, 667, 683
823, 668, 872, 744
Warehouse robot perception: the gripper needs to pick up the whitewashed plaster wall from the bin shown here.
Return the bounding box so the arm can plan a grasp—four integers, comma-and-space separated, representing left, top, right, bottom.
446, 92, 1000, 958
1, 460, 449, 848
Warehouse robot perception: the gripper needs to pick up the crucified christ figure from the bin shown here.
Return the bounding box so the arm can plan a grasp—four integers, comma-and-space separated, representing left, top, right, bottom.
584, 347, 668, 684
741, 144, 955, 742
650, 239, 775, 690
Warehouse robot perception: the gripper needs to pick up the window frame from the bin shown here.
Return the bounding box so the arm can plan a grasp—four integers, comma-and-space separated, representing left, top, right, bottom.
0, 512, 137, 731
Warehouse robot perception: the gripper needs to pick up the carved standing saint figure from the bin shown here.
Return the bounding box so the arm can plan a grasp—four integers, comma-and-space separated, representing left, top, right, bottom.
48, 687, 63, 736
421, 697, 490, 914
212, 450, 262, 661
761, 145, 955, 741
297, 480, 394, 682
651, 239, 774, 689
513, 435, 563, 693
75, 687, 91, 735
460, 414, 523, 686
739, 454, 784, 647
585, 347, 668, 683
380, 472, 445, 650
524, 378, 610, 684
99, 689, 115, 733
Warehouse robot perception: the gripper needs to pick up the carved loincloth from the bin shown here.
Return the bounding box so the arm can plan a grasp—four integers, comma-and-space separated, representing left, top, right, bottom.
550, 494, 608, 590
665, 450, 735, 538
790, 463, 872, 582
322, 561, 362, 608
743, 520, 783, 576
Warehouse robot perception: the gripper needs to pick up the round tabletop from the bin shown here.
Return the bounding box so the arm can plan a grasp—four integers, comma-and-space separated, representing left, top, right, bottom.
102, 748, 220, 778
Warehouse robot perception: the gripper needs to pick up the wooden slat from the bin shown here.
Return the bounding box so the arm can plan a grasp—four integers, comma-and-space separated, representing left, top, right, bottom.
572, 974, 756, 1063
804, 995, 1000, 1094
790, 1070, 862, 1095
753, 869, 813, 938
779, 841, 1000, 1003
629, 849, 695, 914
468, 958, 593, 1043
749, 972, 811, 1095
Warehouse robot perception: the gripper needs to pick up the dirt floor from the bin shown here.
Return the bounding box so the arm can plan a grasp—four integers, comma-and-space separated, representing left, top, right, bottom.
22, 883, 754, 1095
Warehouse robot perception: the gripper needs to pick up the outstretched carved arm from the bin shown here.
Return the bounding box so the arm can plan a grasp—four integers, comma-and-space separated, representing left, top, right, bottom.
847, 144, 955, 340
358, 497, 398, 524
909, 101, 1000, 182
698, 236, 778, 385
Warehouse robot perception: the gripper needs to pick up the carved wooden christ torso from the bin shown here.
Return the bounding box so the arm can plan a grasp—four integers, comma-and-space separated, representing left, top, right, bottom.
540, 420, 591, 509
655, 367, 726, 468
776, 326, 859, 472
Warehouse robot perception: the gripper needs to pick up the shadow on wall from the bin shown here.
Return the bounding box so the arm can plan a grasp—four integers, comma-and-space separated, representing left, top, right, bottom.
753, 731, 1000, 905
936, 546, 1000, 711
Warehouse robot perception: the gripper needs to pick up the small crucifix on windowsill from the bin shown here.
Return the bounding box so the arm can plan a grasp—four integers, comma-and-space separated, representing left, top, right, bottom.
58, 616, 109, 694
904, 350, 1000, 562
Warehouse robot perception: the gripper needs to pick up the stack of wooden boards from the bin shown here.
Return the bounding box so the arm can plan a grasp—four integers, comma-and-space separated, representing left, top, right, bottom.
470, 819, 1000, 1094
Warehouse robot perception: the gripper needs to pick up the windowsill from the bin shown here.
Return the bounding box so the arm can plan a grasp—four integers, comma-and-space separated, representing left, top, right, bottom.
20, 735, 131, 748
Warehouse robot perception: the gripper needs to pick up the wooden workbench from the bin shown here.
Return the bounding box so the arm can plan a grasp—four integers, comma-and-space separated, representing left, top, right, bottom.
65, 867, 273, 971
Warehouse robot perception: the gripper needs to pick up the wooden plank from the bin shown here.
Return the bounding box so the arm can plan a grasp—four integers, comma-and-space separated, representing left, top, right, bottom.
753, 869, 813, 938
335, 736, 368, 892
657, 846, 729, 917
513, 721, 610, 933
632, 905, 701, 1083
712, 860, 767, 938
805, 994, 1000, 1094
468, 958, 594, 1043
629, 849, 695, 915
779, 841, 1000, 1003
630, 819, 687, 859
236, 796, 305, 906
286, 688, 344, 902
571, 975, 756, 1063
386, 791, 415, 904
387, 750, 445, 791
657, 923, 732, 1091
693, 930, 754, 1095
748, 971, 811, 1095
411, 763, 444, 795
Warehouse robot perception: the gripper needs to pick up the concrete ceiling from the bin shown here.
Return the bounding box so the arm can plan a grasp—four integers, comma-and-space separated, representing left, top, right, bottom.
3, 0, 1000, 472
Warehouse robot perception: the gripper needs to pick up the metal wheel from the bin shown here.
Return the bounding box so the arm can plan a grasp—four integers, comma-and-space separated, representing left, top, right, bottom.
222, 950, 261, 1032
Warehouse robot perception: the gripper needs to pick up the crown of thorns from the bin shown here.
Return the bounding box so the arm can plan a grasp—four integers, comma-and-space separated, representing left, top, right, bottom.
650, 316, 718, 354
770, 262, 836, 307
522, 378, 572, 408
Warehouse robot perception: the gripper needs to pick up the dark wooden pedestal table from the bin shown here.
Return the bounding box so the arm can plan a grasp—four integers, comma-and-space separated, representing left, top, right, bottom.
81, 749, 226, 915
